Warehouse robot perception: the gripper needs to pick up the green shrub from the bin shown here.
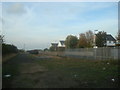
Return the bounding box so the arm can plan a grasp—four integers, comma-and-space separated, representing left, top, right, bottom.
2, 43, 18, 55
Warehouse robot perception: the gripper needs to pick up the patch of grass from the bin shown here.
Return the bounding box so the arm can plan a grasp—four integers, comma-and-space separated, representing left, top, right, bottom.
36, 58, 118, 88
3, 54, 118, 88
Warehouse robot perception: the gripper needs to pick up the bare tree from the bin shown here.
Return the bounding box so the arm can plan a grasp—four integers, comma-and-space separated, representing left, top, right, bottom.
0, 35, 4, 44
85, 30, 94, 47
77, 33, 87, 48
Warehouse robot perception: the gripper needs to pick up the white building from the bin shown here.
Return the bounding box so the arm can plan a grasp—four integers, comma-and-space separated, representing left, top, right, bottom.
58, 40, 65, 47
106, 34, 116, 47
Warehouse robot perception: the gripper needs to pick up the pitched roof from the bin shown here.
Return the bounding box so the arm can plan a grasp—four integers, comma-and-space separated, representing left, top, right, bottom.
60, 40, 65, 45
106, 34, 116, 41
51, 43, 58, 46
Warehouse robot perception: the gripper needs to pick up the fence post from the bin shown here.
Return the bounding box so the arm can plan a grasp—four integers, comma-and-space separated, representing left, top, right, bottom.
94, 48, 97, 60
116, 46, 119, 60
103, 47, 104, 60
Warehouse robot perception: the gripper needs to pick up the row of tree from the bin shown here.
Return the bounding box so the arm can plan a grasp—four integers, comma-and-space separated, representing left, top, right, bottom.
2, 43, 18, 55
0, 35, 18, 56
65, 30, 94, 48
49, 30, 120, 51
65, 30, 120, 49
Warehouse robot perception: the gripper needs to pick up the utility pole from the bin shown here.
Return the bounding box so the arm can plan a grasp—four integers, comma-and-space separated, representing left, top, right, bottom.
93, 30, 98, 48
23, 44, 25, 52
93, 30, 98, 60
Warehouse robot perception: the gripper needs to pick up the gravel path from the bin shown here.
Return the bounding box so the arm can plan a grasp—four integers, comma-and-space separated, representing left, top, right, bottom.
2, 53, 44, 88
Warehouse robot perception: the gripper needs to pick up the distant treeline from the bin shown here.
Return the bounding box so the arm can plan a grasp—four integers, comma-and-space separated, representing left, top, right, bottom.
2, 43, 18, 56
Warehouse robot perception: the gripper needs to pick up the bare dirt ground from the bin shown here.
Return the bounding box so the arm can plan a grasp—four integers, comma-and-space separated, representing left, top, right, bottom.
20, 63, 48, 74
2, 54, 18, 62
32, 53, 62, 59
3, 53, 66, 88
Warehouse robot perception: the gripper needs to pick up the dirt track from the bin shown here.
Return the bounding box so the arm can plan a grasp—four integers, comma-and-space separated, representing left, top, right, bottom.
2, 53, 43, 88
2, 53, 64, 88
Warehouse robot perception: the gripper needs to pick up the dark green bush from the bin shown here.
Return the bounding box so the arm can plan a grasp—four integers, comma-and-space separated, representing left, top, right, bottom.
2, 43, 18, 55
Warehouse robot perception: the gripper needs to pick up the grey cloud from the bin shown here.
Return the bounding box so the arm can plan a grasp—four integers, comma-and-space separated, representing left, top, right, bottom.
7, 3, 26, 15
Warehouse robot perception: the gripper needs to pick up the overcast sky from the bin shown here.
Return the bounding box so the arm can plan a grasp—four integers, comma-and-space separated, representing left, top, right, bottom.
1, 2, 118, 50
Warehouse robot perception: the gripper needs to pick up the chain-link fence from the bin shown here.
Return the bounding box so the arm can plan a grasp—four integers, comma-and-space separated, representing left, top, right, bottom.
40, 47, 119, 60
57, 47, 119, 60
